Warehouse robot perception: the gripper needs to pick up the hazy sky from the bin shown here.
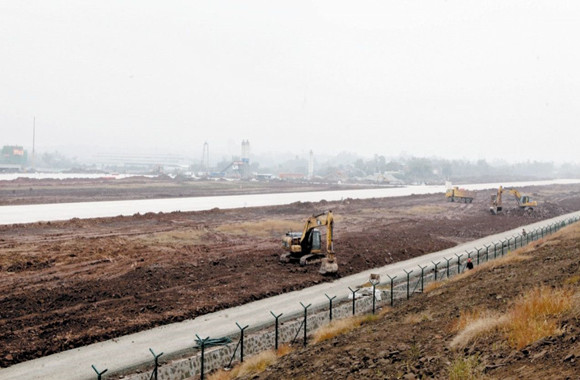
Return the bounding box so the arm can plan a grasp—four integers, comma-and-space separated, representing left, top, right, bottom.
1, 1, 579, 163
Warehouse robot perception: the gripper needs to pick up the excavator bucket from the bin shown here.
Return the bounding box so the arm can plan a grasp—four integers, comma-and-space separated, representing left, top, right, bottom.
319, 252, 338, 275
319, 258, 338, 275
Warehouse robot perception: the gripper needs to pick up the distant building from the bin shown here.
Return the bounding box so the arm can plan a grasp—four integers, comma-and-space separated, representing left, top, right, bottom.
0, 145, 27, 169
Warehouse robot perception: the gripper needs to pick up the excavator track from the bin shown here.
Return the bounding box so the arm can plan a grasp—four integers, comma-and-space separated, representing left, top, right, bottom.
299, 253, 326, 266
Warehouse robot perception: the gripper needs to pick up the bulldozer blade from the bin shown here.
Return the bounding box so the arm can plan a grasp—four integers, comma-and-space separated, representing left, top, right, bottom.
319, 258, 338, 275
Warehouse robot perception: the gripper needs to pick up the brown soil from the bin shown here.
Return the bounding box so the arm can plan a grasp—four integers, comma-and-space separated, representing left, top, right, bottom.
247, 215, 580, 380
0, 176, 372, 205
1, 182, 580, 368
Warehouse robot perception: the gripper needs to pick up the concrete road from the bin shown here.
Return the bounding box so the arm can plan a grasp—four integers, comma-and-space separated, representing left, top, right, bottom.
1, 210, 579, 380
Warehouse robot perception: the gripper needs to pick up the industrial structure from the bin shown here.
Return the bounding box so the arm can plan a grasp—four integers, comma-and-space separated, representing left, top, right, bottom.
217, 140, 252, 179
201, 141, 210, 175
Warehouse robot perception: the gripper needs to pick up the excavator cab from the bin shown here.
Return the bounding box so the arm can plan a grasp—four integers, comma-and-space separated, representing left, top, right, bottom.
306, 229, 321, 252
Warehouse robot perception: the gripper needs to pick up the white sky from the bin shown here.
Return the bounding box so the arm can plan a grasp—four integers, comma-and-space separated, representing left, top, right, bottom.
1, 1, 579, 163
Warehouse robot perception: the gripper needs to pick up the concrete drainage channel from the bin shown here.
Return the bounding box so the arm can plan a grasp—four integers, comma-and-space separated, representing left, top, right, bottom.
116, 214, 580, 380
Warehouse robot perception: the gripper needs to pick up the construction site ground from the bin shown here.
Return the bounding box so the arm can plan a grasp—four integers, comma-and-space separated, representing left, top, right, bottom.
0, 176, 365, 206
1, 180, 580, 369
246, 211, 580, 380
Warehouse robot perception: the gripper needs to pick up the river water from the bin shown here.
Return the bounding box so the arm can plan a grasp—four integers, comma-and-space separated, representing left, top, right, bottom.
1, 179, 579, 225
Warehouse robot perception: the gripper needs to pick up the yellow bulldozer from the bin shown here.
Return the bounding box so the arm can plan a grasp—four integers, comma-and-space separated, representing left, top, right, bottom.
280, 210, 338, 275
490, 186, 538, 215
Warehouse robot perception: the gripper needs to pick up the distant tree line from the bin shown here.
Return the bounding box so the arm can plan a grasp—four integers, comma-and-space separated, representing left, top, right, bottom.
19, 149, 580, 184
257, 153, 580, 184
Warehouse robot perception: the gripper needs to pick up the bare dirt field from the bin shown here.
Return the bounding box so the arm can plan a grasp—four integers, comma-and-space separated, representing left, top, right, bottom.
246, 213, 580, 380
0, 176, 368, 206
1, 181, 580, 368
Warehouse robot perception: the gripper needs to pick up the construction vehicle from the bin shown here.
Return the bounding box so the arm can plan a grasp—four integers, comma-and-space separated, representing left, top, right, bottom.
445, 186, 475, 203
281, 211, 338, 275
490, 186, 538, 214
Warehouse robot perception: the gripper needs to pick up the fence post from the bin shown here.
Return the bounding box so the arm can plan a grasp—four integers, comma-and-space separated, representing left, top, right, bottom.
475, 247, 481, 266
270, 311, 283, 351
484, 244, 491, 262
455, 253, 463, 274
325, 294, 336, 321
526, 230, 530, 244
493, 241, 499, 259
370, 277, 380, 314
195, 335, 209, 380
299, 302, 311, 347
235, 322, 249, 362
149, 348, 164, 380
431, 261, 440, 281
418, 264, 427, 293
403, 269, 413, 299
91, 365, 107, 380
386, 274, 397, 306
348, 287, 359, 315
444, 257, 451, 278
507, 237, 513, 252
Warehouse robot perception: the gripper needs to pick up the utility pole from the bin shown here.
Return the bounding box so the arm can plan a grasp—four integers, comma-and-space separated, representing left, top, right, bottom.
32, 117, 36, 170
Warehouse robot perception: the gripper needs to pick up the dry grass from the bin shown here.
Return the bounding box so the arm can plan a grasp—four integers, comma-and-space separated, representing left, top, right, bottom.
207, 346, 293, 380
311, 317, 364, 344
448, 355, 484, 380
362, 307, 391, 323
450, 310, 506, 349
564, 274, 580, 286
275, 344, 292, 357
404, 311, 433, 324
504, 286, 573, 349
451, 286, 575, 350
424, 280, 446, 293
216, 219, 303, 238
451, 309, 489, 333
481, 252, 532, 270
311, 308, 391, 345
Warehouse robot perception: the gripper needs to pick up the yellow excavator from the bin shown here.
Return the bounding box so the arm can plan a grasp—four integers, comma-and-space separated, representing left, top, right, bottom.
280, 210, 338, 275
490, 186, 538, 215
